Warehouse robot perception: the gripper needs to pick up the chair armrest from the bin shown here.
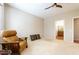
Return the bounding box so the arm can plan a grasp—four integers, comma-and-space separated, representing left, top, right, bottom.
19, 37, 28, 41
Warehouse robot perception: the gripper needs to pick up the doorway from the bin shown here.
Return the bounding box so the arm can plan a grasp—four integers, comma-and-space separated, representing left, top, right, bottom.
74, 18, 79, 43
55, 20, 64, 40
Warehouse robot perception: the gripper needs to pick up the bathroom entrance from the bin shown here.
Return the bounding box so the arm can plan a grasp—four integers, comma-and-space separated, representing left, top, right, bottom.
55, 20, 64, 40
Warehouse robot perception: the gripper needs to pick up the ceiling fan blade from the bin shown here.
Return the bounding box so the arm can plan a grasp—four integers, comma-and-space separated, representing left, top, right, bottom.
45, 6, 51, 9
45, 3, 56, 10
56, 5, 62, 8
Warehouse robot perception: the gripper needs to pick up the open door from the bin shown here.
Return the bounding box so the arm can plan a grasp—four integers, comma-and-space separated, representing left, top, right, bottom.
55, 20, 64, 40
74, 18, 79, 43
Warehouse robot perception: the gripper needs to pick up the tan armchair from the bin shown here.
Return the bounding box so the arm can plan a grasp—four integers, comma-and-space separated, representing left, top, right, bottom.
2, 30, 27, 52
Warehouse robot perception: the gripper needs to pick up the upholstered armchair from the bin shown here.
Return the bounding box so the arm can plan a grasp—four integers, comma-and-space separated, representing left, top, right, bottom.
2, 30, 27, 52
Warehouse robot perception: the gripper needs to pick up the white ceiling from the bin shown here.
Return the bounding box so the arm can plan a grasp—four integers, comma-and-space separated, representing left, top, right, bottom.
9, 3, 79, 18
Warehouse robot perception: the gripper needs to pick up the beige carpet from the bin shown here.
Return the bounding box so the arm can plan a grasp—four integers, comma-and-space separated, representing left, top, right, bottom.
21, 39, 79, 55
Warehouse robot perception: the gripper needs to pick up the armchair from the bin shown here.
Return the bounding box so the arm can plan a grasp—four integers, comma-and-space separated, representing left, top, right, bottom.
2, 30, 27, 53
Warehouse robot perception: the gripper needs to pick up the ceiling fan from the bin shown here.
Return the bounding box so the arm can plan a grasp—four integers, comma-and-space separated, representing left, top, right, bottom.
45, 3, 62, 10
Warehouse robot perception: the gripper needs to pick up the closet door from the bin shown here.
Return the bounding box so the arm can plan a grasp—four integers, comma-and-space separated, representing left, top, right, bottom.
74, 18, 79, 41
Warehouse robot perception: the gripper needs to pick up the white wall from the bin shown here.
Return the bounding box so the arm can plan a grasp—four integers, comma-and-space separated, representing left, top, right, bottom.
44, 9, 79, 42
0, 4, 4, 48
5, 5, 44, 38
4, 4, 79, 42
0, 5, 4, 30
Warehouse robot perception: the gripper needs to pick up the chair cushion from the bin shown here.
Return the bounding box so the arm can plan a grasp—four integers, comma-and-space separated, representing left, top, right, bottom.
3, 36, 19, 42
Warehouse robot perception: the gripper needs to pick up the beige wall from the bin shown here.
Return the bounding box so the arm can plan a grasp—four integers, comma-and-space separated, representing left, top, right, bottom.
44, 9, 79, 42
4, 5, 44, 38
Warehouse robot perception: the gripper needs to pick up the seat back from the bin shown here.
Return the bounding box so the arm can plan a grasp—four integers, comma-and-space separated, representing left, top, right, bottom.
2, 30, 19, 42
2, 30, 17, 37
